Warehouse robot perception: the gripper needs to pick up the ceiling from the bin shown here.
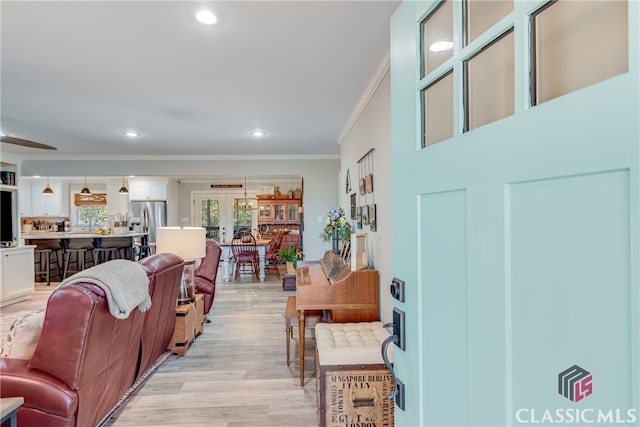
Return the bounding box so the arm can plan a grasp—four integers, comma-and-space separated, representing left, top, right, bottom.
1, 1, 400, 158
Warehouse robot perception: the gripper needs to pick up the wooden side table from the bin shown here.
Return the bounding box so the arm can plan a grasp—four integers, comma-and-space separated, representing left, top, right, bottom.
195, 293, 204, 336
168, 294, 204, 356
1, 397, 24, 427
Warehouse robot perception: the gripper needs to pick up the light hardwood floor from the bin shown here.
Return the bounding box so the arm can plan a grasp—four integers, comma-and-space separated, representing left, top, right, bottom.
1, 276, 320, 427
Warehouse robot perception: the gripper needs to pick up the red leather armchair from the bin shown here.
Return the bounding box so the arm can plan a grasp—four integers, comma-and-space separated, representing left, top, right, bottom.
194, 240, 222, 314
0, 254, 183, 427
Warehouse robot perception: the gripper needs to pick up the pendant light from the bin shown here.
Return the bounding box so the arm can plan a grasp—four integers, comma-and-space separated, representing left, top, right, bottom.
80, 176, 91, 194
234, 176, 257, 211
42, 177, 54, 195
118, 176, 129, 194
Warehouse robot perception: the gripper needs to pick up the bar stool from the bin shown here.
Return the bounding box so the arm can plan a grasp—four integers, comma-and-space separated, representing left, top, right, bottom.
63, 249, 91, 279
62, 239, 94, 279
34, 249, 52, 285
93, 247, 121, 264
137, 242, 155, 260
94, 237, 134, 264
33, 240, 63, 285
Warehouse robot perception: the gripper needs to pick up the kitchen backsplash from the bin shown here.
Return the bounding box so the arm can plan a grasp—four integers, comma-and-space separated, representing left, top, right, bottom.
22, 217, 70, 232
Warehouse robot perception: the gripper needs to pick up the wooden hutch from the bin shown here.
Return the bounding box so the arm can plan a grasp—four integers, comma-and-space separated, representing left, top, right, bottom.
257, 198, 302, 250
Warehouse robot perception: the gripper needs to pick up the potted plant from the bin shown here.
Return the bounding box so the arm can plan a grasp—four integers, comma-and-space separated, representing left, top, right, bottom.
276, 244, 304, 274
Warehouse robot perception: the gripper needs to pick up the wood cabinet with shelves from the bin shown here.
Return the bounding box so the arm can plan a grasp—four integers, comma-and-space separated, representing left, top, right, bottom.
257, 199, 302, 250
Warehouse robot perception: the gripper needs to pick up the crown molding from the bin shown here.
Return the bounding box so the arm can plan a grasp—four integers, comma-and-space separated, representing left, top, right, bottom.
337, 50, 390, 146
14, 153, 340, 161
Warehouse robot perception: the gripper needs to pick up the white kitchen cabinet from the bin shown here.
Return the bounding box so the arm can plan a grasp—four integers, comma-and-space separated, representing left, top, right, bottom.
0, 246, 35, 307
18, 180, 32, 217
30, 179, 62, 216
129, 180, 167, 201
106, 179, 130, 216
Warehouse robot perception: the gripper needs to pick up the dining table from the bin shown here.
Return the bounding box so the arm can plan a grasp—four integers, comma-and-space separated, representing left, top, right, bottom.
218, 238, 272, 282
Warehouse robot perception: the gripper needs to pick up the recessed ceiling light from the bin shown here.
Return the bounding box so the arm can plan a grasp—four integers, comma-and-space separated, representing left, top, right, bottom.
429, 41, 454, 52
124, 131, 139, 137
252, 130, 266, 137
196, 9, 218, 25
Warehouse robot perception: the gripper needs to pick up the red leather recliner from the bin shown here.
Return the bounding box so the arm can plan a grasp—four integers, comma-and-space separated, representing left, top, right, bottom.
136, 253, 184, 379
194, 240, 222, 314
0, 253, 183, 427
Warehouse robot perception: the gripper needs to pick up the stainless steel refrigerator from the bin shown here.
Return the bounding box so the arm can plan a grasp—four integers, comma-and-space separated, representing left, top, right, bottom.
128, 201, 167, 243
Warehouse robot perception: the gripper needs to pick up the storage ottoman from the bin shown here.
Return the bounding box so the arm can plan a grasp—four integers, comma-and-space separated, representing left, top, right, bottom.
315, 322, 394, 427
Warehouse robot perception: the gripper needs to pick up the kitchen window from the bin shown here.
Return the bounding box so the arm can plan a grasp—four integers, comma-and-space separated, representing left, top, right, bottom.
74, 193, 107, 227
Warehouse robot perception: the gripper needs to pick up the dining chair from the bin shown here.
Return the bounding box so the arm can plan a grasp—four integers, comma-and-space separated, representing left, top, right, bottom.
264, 229, 285, 279
231, 231, 259, 281
194, 240, 222, 314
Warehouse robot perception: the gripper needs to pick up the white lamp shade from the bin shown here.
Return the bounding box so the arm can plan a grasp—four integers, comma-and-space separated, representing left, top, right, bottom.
156, 227, 206, 261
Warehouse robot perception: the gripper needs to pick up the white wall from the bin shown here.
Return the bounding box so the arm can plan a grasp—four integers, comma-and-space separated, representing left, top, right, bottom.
339, 70, 393, 323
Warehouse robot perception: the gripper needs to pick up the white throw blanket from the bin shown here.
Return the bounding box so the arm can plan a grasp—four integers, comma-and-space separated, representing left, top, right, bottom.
58, 260, 151, 319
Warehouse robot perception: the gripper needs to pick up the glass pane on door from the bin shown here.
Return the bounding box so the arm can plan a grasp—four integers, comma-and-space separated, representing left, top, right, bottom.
421, 0, 454, 77
198, 198, 221, 240
233, 202, 254, 237
465, 0, 513, 45
422, 71, 454, 147
465, 30, 514, 131
532, 0, 628, 105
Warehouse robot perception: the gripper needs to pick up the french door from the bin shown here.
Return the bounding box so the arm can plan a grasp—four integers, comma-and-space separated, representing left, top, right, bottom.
193, 192, 256, 242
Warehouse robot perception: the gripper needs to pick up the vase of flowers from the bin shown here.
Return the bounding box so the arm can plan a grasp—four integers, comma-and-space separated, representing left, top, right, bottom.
322, 208, 351, 253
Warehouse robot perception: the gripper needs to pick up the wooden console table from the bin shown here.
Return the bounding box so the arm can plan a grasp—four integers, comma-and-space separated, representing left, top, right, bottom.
168, 294, 204, 356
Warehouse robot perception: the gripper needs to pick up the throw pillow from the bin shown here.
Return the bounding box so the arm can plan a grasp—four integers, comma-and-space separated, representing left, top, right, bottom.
0, 309, 46, 359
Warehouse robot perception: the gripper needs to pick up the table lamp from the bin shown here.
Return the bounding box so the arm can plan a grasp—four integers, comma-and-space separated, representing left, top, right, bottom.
156, 226, 206, 304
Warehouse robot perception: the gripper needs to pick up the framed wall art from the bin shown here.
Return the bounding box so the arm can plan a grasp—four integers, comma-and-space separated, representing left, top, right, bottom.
345, 169, 351, 194
361, 204, 369, 225
359, 178, 366, 195
350, 232, 369, 271
356, 207, 363, 229
365, 174, 373, 193
350, 193, 357, 219
369, 204, 376, 231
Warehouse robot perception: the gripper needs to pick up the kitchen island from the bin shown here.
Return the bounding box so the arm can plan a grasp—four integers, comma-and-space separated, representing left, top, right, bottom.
22, 231, 149, 257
